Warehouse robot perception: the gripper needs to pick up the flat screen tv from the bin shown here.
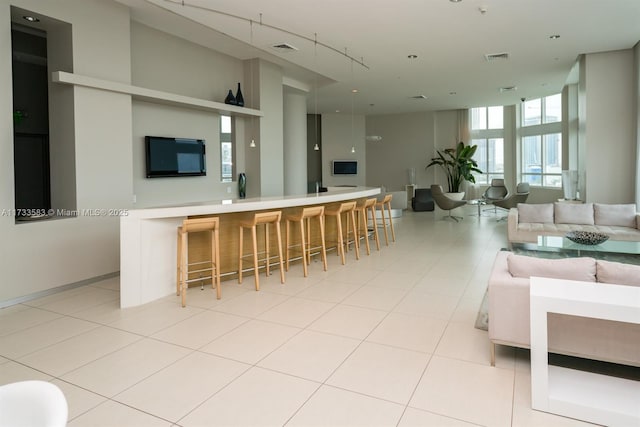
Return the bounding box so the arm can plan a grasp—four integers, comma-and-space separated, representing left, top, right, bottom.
145, 136, 206, 178
332, 160, 357, 175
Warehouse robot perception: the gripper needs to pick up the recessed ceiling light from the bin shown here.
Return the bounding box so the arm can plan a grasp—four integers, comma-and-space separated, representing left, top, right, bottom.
449, 0, 462, 3
351, 89, 358, 93
407, 54, 418, 59
23, 15, 39, 22
549, 34, 560, 40
335, 110, 341, 113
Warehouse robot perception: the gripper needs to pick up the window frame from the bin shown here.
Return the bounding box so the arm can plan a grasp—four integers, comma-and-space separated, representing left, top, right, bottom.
220, 115, 236, 183
469, 106, 505, 185
519, 94, 562, 188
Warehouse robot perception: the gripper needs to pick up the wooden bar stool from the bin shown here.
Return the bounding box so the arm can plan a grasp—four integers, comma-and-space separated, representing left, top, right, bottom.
376, 194, 396, 245
324, 201, 360, 265
238, 210, 285, 291
285, 206, 327, 277
176, 217, 221, 307
356, 198, 380, 255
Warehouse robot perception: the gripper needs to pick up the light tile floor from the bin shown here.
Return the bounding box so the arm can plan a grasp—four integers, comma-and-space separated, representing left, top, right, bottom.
0, 208, 598, 426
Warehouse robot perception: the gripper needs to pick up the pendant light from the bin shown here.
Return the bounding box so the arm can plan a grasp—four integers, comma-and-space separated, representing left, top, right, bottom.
313, 33, 320, 152
350, 58, 356, 154
249, 19, 256, 148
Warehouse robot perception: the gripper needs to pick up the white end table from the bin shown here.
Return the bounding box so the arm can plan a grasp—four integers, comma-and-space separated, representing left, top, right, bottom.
530, 277, 640, 426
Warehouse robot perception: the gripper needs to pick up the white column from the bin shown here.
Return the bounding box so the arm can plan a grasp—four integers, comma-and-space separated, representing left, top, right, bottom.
283, 88, 308, 195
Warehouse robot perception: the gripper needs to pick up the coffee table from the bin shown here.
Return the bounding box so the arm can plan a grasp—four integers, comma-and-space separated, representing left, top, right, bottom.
467, 198, 488, 216
511, 235, 640, 265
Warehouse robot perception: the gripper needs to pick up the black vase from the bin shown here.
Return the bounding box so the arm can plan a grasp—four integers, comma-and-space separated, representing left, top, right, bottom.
224, 89, 236, 105
235, 83, 244, 107
238, 172, 246, 199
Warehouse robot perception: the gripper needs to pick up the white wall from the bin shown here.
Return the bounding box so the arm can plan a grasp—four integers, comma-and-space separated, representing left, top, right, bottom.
321, 113, 366, 187
581, 49, 636, 203
283, 88, 308, 195
0, 0, 132, 303
365, 112, 435, 191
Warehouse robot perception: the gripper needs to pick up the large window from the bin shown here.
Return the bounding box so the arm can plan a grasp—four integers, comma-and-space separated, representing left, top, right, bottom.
220, 115, 235, 182
520, 94, 562, 187
470, 106, 504, 184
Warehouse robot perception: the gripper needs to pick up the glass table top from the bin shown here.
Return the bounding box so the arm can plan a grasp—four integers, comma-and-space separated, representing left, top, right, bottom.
510, 236, 640, 265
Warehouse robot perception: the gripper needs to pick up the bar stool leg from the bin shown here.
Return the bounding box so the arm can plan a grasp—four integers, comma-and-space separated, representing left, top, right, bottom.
212, 227, 221, 299
285, 219, 291, 272
176, 228, 182, 296
238, 226, 244, 284
368, 205, 381, 251
386, 201, 396, 242
264, 223, 271, 278
251, 225, 260, 291
359, 208, 371, 255
379, 205, 389, 246
275, 219, 285, 283
349, 209, 360, 260
319, 215, 328, 271
335, 213, 346, 265
299, 218, 308, 277
180, 231, 188, 308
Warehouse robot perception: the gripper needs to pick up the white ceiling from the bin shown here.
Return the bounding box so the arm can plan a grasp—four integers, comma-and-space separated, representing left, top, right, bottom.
118, 0, 640, 115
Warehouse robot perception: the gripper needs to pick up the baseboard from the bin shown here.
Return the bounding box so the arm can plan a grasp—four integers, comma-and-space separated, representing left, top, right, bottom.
0, 271, 120, 309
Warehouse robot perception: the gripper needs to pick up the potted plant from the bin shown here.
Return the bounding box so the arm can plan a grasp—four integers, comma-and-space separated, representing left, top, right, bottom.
426, 141, 482, 198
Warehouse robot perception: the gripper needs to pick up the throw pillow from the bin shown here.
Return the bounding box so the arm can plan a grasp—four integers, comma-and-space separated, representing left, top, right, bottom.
517, 203, 554, 223
596, 260, 640, 286
594, 203, 637, 228
554, 202, 594, 225
507, 253, 596, 282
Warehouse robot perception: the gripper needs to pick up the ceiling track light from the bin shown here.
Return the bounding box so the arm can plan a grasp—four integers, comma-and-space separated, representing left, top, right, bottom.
167, 0, 369, 70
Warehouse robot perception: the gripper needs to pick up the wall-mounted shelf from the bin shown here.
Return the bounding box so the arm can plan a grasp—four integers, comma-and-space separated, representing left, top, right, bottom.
52, 71, 263, 118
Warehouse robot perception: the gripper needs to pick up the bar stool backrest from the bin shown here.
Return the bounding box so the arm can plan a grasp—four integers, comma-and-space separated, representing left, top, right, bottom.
182, 217, 219, 233
251, 211, 282, 225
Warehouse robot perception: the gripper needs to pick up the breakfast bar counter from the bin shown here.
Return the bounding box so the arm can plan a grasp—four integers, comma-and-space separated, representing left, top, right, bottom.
120, 187, 380, 308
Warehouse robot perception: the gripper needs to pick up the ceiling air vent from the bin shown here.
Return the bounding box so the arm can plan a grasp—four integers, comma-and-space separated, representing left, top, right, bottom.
484, 52, 509, 61
499, 86, 517, 93
271, 42, 298, 52
409, 95, 428, 99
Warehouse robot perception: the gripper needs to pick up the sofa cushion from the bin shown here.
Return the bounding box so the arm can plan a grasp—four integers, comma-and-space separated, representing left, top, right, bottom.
596, 260, 640, 286
507, 253, 596, 282
594, 203, 637, 228
517, 203, 553, 223
554, 202, 594, 225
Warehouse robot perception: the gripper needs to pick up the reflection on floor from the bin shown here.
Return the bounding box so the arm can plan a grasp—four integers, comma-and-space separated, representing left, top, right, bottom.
0, 207, 602, 426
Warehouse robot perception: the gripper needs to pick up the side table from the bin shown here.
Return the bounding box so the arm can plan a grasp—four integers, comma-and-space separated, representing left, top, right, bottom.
530, 277, 640, 426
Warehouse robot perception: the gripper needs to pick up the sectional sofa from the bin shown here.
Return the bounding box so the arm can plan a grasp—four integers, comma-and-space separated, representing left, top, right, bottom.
488, 250, 640, 366
507, 202, 640, 244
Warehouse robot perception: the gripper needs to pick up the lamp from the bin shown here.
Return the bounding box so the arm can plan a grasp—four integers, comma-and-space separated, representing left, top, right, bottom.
313, 33, 320, 152
249, 19, 256, 149
350, 59, 356, 154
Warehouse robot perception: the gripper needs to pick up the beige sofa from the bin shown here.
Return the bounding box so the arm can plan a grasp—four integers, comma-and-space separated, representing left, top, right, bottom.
488, 250, 640, 366
507, 202, 640, 244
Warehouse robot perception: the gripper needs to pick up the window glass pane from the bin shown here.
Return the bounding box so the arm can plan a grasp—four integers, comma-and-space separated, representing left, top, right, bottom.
522, 135, 541, 175
221, 115, 231, 133
472, 138, 487, 174
522, 174, 540, 186
543, 133, 562, 174
488, 138, 504, 173
220, 115, 234, 182
544, 175, 562, 188
544, 94, 561, 123
487, 106, 503, 129
523, 98, 541, 126
470, 107, 486, 130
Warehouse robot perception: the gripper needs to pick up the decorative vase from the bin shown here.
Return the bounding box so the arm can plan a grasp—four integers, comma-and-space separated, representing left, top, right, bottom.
238, 172, 246, 199
224, 90, 236, 105
235, 82, 244, 107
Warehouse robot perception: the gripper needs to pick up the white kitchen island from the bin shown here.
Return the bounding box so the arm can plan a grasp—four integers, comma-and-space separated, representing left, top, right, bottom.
120, 187, 380, 308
